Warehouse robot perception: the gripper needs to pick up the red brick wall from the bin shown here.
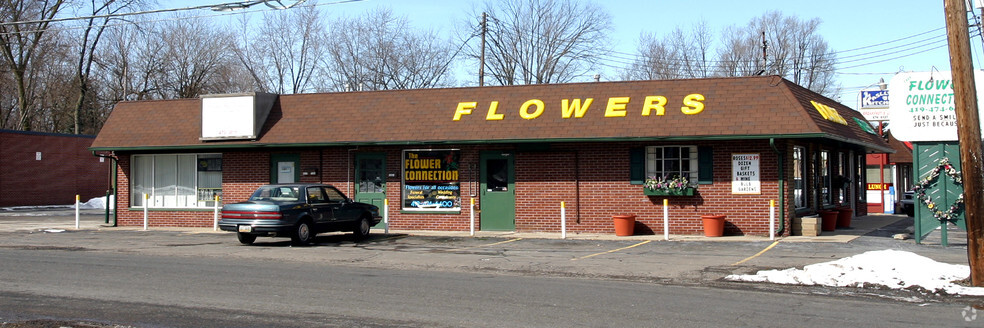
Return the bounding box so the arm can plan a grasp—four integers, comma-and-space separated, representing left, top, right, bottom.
0, 130, 110, 207
110, 140, 865, 235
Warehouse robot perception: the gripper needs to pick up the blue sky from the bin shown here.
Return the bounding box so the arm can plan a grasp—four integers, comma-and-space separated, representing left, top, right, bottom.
183, 0, 966, 110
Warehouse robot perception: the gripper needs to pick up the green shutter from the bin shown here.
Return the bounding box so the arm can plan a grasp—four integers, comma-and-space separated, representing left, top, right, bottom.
698, 146, 713, 185
629, 147, 645, 184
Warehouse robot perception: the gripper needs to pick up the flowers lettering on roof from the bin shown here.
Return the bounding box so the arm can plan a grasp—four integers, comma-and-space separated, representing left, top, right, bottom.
912, 157, 964, 223
644, 175, 694, 193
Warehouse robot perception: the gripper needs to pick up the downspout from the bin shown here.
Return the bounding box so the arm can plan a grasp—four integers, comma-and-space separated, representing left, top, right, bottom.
93, 151, 118, 227
770, 138, 785, 236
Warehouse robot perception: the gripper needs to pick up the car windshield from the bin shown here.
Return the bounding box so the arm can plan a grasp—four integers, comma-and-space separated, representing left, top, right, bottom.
249, 186, 302, 202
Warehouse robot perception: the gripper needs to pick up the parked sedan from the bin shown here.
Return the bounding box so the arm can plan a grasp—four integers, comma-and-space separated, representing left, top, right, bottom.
218, 183, 381, 245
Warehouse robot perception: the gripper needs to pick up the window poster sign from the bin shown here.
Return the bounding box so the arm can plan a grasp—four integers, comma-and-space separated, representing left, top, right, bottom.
732, 153, 761, 195
402, 149, 461, 211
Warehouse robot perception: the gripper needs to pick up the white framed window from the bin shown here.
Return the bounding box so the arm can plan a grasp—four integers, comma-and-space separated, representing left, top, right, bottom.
646, 146, 698, 181
131, 153, 222, 208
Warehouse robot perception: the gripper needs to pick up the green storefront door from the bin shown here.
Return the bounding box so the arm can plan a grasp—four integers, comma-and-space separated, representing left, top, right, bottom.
480, 152, 515, 231
270, 154, 300, 183
355, 153, 387, 228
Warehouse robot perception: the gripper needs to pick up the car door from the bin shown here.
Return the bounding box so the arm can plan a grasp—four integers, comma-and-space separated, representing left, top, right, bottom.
305, 186, 332, 229
325, 186, 361, 223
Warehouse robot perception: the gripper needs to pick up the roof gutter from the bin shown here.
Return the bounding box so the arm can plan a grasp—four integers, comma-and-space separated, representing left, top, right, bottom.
89, 133, 844, 152
770, 138, 785, 236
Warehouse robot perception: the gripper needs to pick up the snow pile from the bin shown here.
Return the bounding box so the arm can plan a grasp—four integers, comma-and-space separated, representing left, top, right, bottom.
726, 249, 984, 296
79, 195, 114, 210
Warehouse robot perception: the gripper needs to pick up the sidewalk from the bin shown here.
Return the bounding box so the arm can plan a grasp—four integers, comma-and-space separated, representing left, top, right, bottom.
0, 208, 908, 243
384, 213, 906, 243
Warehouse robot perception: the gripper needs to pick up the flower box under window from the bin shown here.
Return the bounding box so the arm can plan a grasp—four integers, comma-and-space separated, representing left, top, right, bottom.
644, 187, 696, 196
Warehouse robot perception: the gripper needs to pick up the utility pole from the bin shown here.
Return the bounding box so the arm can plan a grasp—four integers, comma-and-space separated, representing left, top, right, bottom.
943, 0, 984, 286
479, 12, 487, 87
761, 31, 767, 74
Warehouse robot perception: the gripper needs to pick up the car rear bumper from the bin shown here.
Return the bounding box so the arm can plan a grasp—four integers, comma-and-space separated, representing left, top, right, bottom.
218, 219, 294, 235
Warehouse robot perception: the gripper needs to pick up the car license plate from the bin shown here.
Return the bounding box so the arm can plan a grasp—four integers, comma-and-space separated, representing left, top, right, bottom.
238, 225, 252, 233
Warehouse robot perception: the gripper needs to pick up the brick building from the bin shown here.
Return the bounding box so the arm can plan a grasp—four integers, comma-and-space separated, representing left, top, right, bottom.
90, 76, 892, 236
1, 129, 110, 207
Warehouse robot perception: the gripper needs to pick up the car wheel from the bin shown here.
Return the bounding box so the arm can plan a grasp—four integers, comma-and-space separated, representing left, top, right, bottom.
291, 220, 314, 246
237, 232, 256, 245
352, 216, 371, 241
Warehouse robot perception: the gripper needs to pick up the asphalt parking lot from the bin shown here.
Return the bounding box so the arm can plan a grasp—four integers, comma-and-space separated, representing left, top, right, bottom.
0, 208, 971, 294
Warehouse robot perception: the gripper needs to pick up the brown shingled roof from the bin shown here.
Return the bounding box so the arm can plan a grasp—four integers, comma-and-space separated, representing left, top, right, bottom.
91, 75, 892, 152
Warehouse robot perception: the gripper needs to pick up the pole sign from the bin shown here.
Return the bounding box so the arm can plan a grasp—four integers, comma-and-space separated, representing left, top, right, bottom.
732, 153, 761, 195
858, 89, 890, 121
402, 149, 461, 211
888, 70, 984, 141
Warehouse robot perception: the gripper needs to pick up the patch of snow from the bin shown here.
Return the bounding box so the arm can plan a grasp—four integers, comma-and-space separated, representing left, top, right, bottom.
726, 249, 984, 296
43, 229, 66, 233
79, 195, 114, 210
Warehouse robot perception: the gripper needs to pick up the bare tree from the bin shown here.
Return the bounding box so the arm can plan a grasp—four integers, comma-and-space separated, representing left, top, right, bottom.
715, 25, 760, 77
68, 0, 146, 134
0, 0, 67, 131
158, 14, 235, 98
324, 8, 456, 91
233, 5, 329, 94
624, 21, 715, 80
717, 11, 839, 96
467, 0, 612, 85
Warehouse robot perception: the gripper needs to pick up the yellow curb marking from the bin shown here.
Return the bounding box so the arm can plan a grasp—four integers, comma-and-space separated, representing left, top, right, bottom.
731, 240, 780, 266
456, 238, 523, 250
571, 240, 652, 261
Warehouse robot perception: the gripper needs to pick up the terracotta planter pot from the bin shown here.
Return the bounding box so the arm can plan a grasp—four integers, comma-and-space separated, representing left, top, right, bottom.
836, 207, 853, 228
700, 215, 726, 237
612, 215, 636, 236
819, 210, 838, 231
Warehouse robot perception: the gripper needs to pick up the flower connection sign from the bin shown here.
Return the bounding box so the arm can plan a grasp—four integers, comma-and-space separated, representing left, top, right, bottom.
402, 149, 460, 211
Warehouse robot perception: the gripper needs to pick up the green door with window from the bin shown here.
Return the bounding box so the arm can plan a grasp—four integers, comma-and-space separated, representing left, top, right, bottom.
355, 153, 387, 228
480, 152, 515, 231
271, 154, 300, 183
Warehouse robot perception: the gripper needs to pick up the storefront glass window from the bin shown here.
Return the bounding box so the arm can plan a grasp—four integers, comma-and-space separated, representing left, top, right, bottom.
793, 146, 806, 209
837, 152, 846, 204
821, 150, 831, 205
131, 154, 222, 208
645, 146, 697, 181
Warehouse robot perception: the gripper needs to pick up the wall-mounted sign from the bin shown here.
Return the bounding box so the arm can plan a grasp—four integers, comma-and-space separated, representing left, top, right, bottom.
866, 183, 892, 190
888, 70, 984, 142
732, 153, 760, 195
452, 94, 706, 121
200, 93, 277, 141
402, 149, 460, 211
859, 90, 890, 121
810, 101, 848, 125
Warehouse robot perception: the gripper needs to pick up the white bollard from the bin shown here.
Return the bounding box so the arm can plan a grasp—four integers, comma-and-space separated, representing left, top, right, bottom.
469, 198, 475, 236
384, 199, 390, 234
213, 195, 220, 231
770, 199, 776, 241
143, 193, 148, 231
663, 198, 669, 241
561, 201, 567, 239
75, 195, 80, 229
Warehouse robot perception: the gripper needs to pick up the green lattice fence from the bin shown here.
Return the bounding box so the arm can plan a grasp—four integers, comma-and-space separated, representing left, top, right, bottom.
912, 142, 966, 245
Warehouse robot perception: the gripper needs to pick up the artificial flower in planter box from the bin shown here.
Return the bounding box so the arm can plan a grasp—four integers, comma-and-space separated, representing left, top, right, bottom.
644, 175, 696, 196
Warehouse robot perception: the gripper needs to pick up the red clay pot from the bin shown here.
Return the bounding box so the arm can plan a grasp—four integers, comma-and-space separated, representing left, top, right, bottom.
700, 215, 726, 237
819, 210, 838, 231
613, 215, 636, 236
836, 207, 853, 228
